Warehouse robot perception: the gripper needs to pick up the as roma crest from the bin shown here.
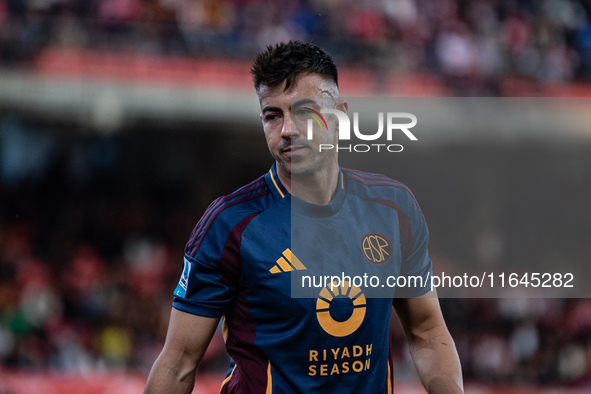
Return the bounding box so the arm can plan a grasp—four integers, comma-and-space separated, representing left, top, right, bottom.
361, 233, 392, 265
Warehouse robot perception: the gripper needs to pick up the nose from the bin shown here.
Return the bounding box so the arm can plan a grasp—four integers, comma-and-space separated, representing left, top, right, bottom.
281, 113, 299, 139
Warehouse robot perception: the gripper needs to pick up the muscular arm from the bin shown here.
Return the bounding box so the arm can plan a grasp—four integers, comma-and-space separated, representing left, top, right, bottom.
392, 293, 463, 394
144, 308, 221, 394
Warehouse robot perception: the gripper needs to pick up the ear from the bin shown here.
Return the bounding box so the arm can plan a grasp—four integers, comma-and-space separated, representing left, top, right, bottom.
336, 98, 349, 116
330, 99, 349, 144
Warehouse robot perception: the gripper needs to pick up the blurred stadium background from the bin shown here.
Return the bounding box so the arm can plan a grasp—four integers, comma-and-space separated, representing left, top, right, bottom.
1, 0, 591, 393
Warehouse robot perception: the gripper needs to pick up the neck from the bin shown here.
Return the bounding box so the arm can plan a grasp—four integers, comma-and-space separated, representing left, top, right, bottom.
276, 162, 340, 205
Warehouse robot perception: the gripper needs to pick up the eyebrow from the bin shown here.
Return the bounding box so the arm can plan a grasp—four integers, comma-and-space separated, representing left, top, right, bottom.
292, 98, 317, 108
262, 106, 281, 114
262, 98, 319, 114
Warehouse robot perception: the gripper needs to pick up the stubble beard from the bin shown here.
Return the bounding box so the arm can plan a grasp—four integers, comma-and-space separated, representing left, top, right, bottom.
287, 151, 337, 181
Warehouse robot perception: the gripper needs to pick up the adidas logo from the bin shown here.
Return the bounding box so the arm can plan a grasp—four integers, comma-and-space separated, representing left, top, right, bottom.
269, 249, 306, 273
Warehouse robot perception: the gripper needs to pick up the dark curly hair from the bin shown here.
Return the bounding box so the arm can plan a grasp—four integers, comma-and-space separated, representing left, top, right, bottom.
250, 41, 339, 92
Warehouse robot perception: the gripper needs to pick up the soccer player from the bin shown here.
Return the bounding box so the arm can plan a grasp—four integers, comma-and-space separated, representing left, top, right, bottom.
144, 41, 463, 394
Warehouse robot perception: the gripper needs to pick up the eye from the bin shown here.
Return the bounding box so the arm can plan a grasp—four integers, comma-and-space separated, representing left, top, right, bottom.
265, 114, 279, 122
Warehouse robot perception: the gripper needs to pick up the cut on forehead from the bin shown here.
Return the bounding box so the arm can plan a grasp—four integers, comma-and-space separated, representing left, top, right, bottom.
257, 72, 339, 100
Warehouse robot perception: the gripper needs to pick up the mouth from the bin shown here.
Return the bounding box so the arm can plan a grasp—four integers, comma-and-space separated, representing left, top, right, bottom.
282, 145, 307, 157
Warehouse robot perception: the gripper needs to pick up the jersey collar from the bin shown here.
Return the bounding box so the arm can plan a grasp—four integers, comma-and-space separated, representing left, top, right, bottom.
265, 163, 289, 200
264, 163, 347, 217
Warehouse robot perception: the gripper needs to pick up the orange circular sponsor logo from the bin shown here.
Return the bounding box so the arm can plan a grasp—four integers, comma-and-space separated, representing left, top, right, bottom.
361, 233, 392, 265
316, 281, 366, 337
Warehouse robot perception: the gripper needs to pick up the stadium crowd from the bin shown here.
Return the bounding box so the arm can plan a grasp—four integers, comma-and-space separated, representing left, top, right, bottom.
0, 0, 591, 93
0, 115, 590, 387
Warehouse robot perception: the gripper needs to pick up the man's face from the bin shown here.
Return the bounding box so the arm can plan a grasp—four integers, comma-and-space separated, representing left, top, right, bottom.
257, 73, 346, 179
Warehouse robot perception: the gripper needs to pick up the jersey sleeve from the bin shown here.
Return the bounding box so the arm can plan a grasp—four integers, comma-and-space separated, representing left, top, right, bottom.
172, 199, 243, 318
394, 191, 432, 298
